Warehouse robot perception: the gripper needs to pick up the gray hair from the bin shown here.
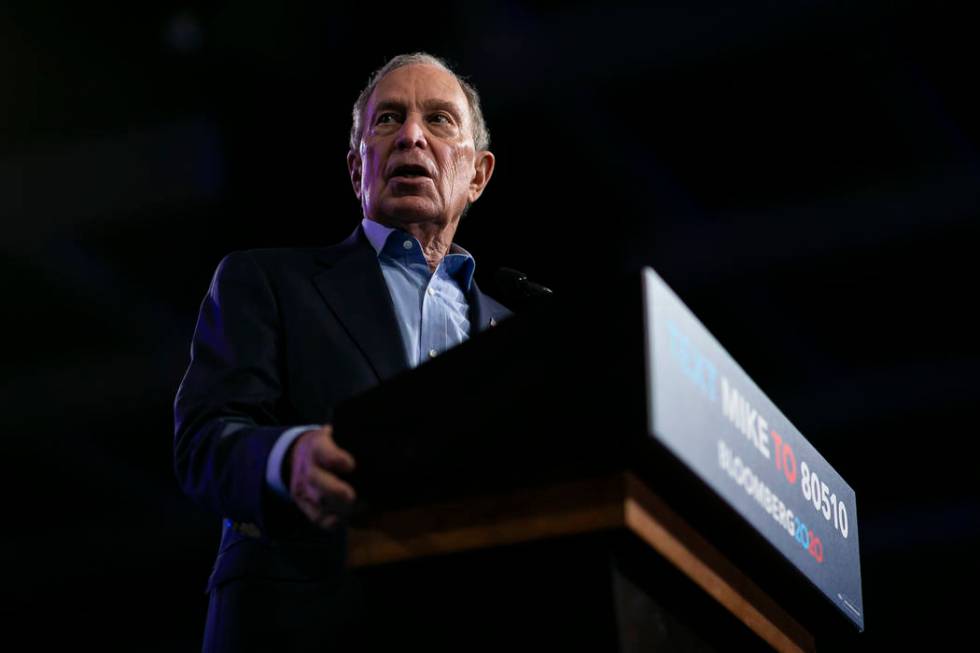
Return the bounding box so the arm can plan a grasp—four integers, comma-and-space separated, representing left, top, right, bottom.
349, 52, 491, 153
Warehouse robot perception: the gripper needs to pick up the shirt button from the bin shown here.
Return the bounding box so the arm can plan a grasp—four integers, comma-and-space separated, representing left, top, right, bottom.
428, 349, 438, 359
403, 240, 413, 250
427, 287, 436, 296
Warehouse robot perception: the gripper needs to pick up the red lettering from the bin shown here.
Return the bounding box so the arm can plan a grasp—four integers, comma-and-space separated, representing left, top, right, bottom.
808, 532, 824, 563
772, 429, 797, 485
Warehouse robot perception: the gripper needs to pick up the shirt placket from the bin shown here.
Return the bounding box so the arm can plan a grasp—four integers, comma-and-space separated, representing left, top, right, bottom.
420, 271, 438, 362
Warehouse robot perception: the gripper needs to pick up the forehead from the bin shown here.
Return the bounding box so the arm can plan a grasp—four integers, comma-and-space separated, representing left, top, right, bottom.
367, 64, 468, 115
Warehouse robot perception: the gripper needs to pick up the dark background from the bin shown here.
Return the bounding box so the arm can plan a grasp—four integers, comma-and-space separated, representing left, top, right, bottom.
4, 0, 976, 649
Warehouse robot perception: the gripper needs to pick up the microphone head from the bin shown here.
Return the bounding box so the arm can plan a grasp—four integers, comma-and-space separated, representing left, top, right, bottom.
495, 267, 529, 295
493, 267, 554, 306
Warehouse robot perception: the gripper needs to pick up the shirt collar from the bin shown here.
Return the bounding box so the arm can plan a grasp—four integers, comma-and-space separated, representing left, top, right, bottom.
360, 217, 476, 292
361, 217, 397, 256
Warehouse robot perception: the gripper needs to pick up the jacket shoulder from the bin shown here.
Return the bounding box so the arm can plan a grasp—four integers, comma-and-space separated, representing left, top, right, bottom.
211, 244, 345, 283
215, 226, 367, 277
217, 247, 322, 270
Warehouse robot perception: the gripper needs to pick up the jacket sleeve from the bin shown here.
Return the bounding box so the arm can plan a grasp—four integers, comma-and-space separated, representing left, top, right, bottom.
173, 250, 297, 533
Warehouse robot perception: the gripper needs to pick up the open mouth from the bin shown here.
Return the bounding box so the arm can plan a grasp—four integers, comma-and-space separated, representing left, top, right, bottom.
389, 164, 431, 179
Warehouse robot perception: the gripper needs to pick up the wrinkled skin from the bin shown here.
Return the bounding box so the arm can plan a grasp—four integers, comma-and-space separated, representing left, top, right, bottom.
347, 63, 495, 271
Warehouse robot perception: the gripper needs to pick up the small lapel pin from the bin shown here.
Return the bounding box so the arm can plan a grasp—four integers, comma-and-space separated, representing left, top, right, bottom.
489, 317, 497, 327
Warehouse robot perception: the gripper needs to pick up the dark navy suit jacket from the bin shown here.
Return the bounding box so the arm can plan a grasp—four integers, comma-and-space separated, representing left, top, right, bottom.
173, 223, 512, 651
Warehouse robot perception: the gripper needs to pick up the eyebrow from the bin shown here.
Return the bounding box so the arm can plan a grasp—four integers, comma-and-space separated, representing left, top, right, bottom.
372, 98, 464, 120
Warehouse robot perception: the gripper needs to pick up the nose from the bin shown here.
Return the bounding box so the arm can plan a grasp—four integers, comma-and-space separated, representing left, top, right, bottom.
395, 113, 427, 150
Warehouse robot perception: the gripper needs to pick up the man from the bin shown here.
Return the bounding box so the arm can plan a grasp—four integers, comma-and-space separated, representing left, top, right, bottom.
174, 52, 511, 652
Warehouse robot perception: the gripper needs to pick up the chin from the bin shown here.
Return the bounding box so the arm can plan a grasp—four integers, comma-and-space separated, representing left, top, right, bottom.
379, 199, 442, 224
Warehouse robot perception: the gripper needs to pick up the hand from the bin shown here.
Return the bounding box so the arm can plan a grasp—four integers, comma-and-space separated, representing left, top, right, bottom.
285, 424, 357, 530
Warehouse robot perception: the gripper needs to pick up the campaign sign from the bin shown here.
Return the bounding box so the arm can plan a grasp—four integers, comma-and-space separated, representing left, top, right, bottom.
642, 268, 864, 631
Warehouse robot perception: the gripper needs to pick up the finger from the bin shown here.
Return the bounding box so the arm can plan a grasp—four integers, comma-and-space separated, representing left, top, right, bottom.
312, 439, 356, 474
307, 466, 357, 508
295, 500, 340, 531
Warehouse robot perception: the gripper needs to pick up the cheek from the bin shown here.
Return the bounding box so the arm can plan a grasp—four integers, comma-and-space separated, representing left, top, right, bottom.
361, 148, 385, 189
446, 148, 474, 189
366, 162, 382, 189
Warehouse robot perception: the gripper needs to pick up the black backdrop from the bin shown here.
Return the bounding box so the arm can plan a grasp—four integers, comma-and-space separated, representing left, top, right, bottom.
3, 1, 976, 649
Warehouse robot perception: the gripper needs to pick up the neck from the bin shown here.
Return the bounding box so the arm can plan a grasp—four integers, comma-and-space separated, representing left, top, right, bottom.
377, 217, 460, 273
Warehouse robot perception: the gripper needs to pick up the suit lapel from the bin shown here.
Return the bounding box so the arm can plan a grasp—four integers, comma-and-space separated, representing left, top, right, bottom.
469, 280, 503, 334
312, 226, 410, 382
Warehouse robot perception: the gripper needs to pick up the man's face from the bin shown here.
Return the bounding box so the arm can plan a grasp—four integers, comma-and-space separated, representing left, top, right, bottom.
348, 64, 494, 228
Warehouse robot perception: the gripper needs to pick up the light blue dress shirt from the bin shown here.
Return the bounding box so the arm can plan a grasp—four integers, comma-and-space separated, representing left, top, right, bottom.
264, 218, 477, 498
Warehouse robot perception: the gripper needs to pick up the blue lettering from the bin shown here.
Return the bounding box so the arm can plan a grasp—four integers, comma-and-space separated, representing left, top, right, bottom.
667, 320, 717, 402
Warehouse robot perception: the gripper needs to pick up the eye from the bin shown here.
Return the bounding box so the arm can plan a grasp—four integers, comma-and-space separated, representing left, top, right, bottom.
376, 111, 400, 125
429, 113, 451, 125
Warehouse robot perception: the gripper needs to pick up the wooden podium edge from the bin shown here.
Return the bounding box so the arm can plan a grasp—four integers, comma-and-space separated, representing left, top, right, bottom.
348, 472, 814, 653
348, 474, 626, 566
621, 474, 815, 653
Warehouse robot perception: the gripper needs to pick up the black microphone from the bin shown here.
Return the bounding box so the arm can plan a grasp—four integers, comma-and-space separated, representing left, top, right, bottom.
494, 267, 554, 301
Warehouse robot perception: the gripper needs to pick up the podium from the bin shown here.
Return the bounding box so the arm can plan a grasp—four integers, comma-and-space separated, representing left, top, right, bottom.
333, 269, 863, 652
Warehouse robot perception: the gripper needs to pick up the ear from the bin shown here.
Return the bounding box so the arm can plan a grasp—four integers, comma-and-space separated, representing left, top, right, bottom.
347, 149, 362, 199
467, 150, 496, 203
